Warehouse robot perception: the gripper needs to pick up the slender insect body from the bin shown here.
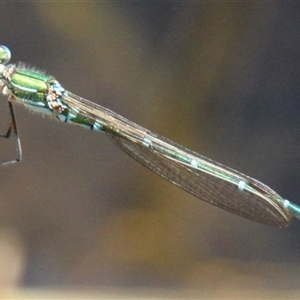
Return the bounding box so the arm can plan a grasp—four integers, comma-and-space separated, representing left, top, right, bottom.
0, 45, 299, 227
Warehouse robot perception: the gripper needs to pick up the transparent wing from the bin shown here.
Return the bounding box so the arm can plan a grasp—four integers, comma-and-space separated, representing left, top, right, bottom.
107, 132, 290, 227
62, 91, 292, 227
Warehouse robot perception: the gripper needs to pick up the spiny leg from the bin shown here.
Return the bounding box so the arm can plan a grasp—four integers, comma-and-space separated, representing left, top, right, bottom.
0, 98, 22, 165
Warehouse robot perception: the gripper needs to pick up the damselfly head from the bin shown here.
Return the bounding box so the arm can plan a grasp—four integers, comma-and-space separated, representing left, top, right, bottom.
0, 46, 11, 65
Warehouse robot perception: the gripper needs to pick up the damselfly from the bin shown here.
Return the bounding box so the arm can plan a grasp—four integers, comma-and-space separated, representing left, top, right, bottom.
0, 45, 299, 227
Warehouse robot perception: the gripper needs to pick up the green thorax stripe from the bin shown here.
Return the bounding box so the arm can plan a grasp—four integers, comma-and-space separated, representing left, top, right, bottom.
11, 67, 53, 93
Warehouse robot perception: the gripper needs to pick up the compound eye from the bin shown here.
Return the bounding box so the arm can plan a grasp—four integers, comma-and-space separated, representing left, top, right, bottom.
0, 46, 11, 65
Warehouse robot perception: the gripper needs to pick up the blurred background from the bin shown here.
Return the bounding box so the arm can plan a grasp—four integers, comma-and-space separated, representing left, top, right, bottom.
0, 2, 300, 299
